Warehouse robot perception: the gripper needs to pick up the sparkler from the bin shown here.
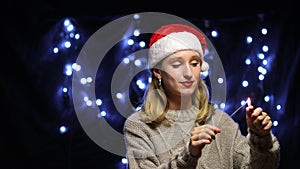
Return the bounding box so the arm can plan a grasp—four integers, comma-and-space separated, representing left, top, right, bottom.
246, 97, 251, 107
217, 97, 252, 128
230, 97, 251, 117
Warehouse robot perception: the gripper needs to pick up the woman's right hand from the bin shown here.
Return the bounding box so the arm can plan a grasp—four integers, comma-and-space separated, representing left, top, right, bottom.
189, 124, 221, 157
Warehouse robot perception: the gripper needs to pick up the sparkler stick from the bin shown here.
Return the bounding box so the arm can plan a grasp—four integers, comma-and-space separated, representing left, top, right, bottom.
218, 97, 252, 128
230, 97, 251, 117
230, 103, 246, 117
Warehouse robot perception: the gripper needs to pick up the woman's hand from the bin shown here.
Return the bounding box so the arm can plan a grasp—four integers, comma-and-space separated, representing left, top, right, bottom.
189, 124, 221, 157
246, 106, 273, 136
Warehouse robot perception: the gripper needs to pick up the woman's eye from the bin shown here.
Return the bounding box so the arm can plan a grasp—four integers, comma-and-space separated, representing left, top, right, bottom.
172, 64, 180, 68
191, 62, 199, 67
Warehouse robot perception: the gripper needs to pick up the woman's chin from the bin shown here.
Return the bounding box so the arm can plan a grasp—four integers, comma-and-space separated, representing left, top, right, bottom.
179, 89, 196, 97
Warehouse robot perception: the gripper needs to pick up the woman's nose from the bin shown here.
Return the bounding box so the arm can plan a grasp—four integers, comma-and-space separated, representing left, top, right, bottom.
183, 64, 192, 78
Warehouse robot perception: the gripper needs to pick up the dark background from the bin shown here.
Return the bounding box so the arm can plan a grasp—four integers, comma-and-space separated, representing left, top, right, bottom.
1, 0, 298, 168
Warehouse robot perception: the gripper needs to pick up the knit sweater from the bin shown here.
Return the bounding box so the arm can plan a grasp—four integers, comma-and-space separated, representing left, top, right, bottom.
123, 106, 280, 169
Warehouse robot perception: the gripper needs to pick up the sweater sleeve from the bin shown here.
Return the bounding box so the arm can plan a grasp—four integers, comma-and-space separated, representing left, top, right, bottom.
217, 111, 280, 169
123, 115, 198, 169
246, 130, 280, 169
232, 124, 280, 169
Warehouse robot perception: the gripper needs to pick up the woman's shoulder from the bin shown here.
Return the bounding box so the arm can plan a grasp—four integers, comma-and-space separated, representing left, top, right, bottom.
126, 110, 143, 121
124, 110, 147, 128
123, 110, 156, 136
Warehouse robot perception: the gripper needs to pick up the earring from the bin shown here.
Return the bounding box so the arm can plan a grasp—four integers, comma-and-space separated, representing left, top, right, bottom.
158, 78, 162, 87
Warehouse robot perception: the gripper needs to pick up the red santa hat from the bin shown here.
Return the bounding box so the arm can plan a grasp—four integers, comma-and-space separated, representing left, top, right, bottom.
149, 24, 209, 72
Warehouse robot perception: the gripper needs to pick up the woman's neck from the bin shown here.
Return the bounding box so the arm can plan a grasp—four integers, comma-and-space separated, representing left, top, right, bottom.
167, 94, 192, 110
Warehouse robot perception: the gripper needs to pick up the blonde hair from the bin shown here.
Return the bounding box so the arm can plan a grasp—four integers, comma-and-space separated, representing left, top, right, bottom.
140, 69, 211, 125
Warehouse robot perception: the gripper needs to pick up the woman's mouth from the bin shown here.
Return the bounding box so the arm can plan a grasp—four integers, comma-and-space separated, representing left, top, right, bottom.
181, 81, 194, 87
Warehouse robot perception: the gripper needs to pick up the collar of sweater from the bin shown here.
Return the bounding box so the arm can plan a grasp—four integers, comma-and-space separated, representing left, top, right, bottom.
166, 105, 199, 122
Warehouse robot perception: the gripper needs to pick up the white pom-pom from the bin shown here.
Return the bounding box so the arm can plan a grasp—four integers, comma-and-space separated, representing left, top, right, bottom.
201, 61, 209, 72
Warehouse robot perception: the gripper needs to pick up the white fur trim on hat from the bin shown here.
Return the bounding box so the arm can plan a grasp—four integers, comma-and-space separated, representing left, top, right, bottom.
149, 31, 209, 72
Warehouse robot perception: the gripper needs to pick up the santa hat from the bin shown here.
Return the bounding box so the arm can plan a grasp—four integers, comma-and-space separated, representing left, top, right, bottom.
149, 24, 209, 72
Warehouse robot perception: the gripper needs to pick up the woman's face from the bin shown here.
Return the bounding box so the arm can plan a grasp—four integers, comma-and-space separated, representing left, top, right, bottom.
156, 50, 202, 97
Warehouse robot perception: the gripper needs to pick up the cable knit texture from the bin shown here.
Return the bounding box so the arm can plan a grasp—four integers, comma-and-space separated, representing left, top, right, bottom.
123, 106, 280, 169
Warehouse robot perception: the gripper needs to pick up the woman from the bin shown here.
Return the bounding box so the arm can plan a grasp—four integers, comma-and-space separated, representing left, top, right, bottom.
123, 23, 280, 168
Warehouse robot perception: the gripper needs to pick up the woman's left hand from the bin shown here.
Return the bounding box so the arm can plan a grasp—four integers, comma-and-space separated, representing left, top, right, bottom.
246, 106, 273, 136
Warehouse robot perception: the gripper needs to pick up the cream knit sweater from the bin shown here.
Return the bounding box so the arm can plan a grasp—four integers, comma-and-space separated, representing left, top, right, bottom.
124, 106, 280, 169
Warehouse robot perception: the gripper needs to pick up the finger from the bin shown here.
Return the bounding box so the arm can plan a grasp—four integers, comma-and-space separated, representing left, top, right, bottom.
257, 112, 271, 127
261, 114, 271, 126
202, 127, 219, 137
190, 132, 211, 143
201, 124, 221, 133
246, 105, 254, 114
254, 114, 271, 130
253, 119, 263, 129
193, 124, 221, 134
198, 133, 214, 144
263, 121, 273, 130
190, 137, 210, 147
256, 112, 268, 122
250, 107, 263, 119
196, 139, 211, 145
190, 131, 211, 140
191, 133, 202, 139
198, 132, 213, 140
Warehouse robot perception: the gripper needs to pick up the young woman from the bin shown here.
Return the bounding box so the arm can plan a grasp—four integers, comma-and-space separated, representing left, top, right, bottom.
123, 23, 280, 168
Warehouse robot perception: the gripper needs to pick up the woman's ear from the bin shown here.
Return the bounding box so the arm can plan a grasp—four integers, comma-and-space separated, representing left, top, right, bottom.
152, 69, 162, 79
